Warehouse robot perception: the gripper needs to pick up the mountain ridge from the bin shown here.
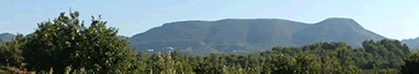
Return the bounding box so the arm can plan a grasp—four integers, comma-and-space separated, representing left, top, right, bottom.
0, 33, 15, 41
291, 18, 386, 47
0, 33, 16, 46
402, 37, 419, 51
1, 17, 418, 55
128, 17, 396, 55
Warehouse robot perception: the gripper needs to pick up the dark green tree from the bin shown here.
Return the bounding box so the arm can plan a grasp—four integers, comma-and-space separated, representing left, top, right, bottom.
0, 34, 26, 69
22, 11, 81, 73
400, 52, 419, 73
21, 9, 140, 74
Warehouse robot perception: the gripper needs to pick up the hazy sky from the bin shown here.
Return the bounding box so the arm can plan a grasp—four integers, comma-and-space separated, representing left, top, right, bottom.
0, 0, 418, 40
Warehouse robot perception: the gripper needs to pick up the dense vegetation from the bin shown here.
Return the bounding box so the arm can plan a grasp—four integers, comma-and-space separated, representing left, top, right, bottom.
0, 10, 419, 74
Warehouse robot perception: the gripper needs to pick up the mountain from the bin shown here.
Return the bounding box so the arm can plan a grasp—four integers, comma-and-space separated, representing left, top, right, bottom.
0, 33, 15, 41
128, 18, 387, 55
129, 19, 311, 55
402, 37, 419, 51
0, 33, 16, 45
292, 18, 386, 47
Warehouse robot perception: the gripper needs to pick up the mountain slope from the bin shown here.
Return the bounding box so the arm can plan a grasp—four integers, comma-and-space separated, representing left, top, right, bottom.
0, 33, 16, 46
402, 37, 419, 51
0, 33, 15, 42
128, 19, 311, 55
291, 18, 386, 47
129, 18, 389, 55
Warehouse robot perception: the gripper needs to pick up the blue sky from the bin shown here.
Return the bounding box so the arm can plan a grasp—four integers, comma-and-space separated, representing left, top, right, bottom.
0, 0, 418, 40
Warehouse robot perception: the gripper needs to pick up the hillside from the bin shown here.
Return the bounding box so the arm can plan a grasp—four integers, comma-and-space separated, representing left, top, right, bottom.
0, 33, 15, 41
128, 18, 388, 55
0, 33, 15, 46
292, 18, 386, 47
129, 19, 311, 55
402, 37, 419, 51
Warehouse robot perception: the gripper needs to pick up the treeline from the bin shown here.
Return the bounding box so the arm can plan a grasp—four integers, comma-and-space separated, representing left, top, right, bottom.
0, 10, 419, 74
132, 39, 418, 74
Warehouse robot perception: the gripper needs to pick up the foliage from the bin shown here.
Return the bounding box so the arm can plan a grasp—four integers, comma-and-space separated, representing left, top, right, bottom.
0, 34, 26, 69
400, 51, 419, 73
18, 10, 139, 74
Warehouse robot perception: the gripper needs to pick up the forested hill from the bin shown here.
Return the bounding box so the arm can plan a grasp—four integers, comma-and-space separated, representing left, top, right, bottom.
0, 33, 15, 46
128, 18, 388, 55
402, 37, 419, 51
292, 18, 386, 47
0, 33, 15, 41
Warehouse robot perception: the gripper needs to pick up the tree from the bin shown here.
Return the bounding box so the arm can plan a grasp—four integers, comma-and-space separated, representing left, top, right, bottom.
22, 9, 139, 73
400, 52, 419, 73
0, 34, 26, 69
291, 53, 321, 74
74, 14, 138, 73
22, 10, 82, 73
